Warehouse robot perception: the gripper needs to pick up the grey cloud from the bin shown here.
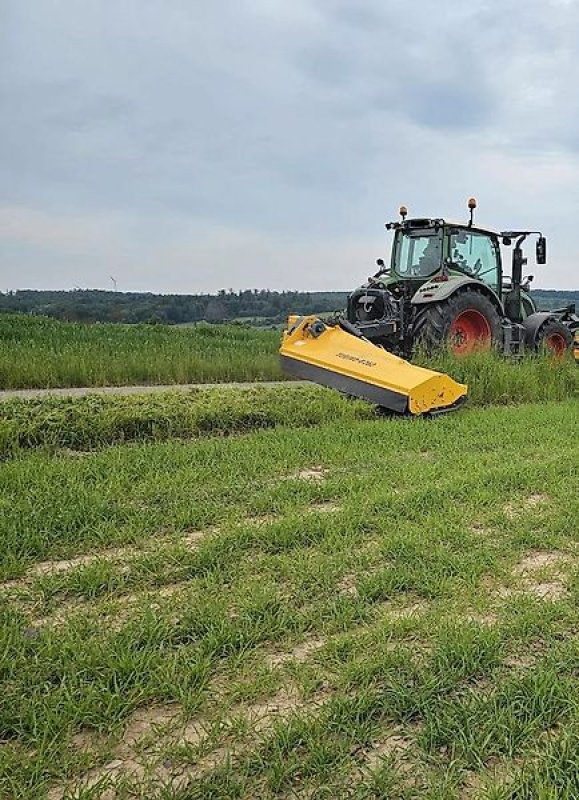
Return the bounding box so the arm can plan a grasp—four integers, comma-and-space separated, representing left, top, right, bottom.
399, 81, 493, 130
1, 0, 578, 291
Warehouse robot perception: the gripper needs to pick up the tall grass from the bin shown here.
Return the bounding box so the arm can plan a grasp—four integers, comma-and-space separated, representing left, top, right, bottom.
0, 313, 284, 388
417, 348, 578, 407
1, 349, 577, 458
1, 314, 577, 406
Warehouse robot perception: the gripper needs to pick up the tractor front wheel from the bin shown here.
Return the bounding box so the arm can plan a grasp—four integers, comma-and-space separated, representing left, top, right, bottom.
414, 289, 502, 356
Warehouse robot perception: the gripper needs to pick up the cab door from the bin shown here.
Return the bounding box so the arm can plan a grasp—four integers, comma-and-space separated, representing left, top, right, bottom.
448, 229, 501, 293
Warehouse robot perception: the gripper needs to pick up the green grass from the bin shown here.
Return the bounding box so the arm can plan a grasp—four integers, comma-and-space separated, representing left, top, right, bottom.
0, 396, 578, 798
417, 348, 578, 408
0, 387, 374, 458
0, 314, 285, 388
2, 313, 578, 403
0, 359, 576, 461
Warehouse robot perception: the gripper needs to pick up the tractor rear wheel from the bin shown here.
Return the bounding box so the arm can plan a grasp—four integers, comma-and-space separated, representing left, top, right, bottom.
414, 289, 502, 356
534, 320, 573, 357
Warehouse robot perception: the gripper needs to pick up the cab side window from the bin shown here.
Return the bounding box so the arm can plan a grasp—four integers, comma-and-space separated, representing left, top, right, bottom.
449, 231, 499, 291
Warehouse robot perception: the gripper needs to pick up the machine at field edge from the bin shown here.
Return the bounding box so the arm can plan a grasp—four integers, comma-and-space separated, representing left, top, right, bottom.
280, 199, 578, 416
281, 315, 467, 416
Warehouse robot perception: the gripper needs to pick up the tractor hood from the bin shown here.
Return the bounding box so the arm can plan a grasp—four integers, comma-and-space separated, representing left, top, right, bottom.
411, 275, 502, 307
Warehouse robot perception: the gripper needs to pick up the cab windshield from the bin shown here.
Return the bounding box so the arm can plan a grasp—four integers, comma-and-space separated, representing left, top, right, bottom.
393, 230, 442, 278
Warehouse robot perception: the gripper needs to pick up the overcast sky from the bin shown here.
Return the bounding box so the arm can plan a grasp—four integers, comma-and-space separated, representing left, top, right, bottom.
2, 0, 579, 293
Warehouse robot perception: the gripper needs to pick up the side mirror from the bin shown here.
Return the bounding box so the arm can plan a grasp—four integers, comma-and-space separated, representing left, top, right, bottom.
373, 257, 388, 278
536, 236, 547, 265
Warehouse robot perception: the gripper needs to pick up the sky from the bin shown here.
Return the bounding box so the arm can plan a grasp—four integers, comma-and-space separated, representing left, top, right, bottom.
2, 0, 579, 293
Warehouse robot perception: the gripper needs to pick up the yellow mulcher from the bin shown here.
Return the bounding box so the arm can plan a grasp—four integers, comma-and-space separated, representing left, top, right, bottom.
280, 315, 467, 416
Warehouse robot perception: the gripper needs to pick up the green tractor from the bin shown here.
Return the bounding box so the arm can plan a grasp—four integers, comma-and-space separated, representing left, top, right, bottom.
347, 199, 578, 358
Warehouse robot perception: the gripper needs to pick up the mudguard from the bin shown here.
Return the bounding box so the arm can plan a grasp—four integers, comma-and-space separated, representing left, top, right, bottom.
521, 311, 556, 347
411, 275, 503, 312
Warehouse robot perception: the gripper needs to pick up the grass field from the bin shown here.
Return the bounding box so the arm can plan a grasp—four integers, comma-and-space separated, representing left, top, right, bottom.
0, 314, 284, 389
1, 391, 578, 799
0, 387, 375, 458
2, 313, 578, 399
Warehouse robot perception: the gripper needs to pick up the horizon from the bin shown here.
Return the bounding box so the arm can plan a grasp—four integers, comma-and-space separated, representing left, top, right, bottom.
2, 285, 577, 297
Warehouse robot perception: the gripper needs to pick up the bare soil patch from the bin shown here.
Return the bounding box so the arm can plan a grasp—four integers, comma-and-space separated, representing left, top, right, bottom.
461, 755, 520, 799
182, 528, 214, 546
463, 611, 498, 626
504, 652, 536, 669
512, 550, 572, 575
265, 635, 326, 668
527, 581, 568, 600
490, 549, 573, 603
336, 573, 358, 597
243, 513, 279, 526
71, 728, 108, 756
0, 526, 218, 594
285, 466, 329, 482
513, 550, 571, 600
32, 546, 134, 577
243, 686, 311, 731
470, 522, 498, 538
503, 493, 549, 519
363, 732, 413, 771
50, 677, 331, 800
117, 704, 180, 754
386, 600, 428, 620
309, 502, 341, 513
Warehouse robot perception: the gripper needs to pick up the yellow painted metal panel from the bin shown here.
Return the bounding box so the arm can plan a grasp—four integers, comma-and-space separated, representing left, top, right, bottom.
280, 316, 467, 415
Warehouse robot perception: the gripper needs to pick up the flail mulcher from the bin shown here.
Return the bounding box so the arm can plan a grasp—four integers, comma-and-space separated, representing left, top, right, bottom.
280, 199, 578, 416
281, 315, 467, 416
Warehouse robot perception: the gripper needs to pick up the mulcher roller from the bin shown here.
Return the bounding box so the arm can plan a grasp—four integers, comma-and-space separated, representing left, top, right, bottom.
280, 315, 467, 416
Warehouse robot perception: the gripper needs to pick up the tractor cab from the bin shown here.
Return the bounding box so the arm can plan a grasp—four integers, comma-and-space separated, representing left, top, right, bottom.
388, 218, 502, 294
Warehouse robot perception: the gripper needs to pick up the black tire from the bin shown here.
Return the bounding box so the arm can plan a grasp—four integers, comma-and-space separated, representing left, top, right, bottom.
534, 320, 573, 356
413, 288, 502, 355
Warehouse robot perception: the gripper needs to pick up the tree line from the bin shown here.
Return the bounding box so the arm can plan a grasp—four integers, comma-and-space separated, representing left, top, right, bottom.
0, 289, 348, 325
0, 288, 575, 325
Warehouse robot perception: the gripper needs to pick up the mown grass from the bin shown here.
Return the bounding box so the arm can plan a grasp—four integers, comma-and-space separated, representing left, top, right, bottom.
0, 397, 577, 798
0, 313, 284, 389
1, 352, 577, 458
0, 387, 374, 458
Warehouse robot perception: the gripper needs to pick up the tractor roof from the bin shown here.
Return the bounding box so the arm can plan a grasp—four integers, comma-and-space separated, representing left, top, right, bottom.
443, 220, 499, 235
399, 218, 500, 236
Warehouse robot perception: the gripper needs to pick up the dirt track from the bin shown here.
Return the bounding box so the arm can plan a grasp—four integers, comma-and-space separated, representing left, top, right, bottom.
0, 380, 309, 402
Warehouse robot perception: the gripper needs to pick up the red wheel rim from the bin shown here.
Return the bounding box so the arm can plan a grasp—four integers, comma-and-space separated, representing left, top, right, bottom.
449, 309, 492, 355
544, 333, 567, 357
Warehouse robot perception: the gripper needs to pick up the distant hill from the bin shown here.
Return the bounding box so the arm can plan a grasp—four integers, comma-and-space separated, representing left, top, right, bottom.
0, 287, 575, 325
0, 289, 347, 325
530, 289, 579, 310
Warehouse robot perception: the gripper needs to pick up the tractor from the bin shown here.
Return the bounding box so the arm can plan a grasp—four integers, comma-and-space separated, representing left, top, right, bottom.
347, 199, 578, 358
280, 199, 577, 416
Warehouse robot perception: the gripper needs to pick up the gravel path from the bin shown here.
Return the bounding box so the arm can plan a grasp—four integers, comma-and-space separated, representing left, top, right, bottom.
0, 380, 309, 402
